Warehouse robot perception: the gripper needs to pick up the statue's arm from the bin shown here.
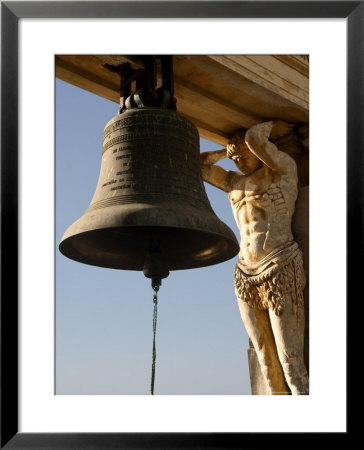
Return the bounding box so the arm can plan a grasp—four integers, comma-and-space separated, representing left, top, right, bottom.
245, 121, 296, 174
200, 149, 232, 193
200, 148, 227, 165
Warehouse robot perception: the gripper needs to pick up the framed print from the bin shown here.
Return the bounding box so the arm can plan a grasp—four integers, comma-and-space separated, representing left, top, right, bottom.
1, 1, 357, 448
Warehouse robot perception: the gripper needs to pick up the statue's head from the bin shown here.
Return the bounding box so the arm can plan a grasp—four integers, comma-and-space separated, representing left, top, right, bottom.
227, 130, 261, 175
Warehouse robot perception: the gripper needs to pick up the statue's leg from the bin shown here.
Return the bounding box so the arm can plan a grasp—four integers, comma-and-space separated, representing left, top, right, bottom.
237, 299, 290, 395
268, 293, 309, 395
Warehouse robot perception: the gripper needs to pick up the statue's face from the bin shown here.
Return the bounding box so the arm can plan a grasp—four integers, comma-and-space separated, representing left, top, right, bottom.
229, 144, 261, 175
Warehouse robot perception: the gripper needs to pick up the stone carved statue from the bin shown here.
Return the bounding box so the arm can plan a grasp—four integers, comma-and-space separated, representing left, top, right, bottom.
200, 120, 309, 395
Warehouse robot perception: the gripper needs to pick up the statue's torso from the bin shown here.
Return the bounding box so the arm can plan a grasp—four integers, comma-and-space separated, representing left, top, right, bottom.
228, 166, 297, 265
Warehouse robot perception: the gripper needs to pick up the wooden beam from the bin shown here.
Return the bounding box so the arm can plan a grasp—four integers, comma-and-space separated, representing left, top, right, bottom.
207, 55, 308, 110
55, 55, 309, 145
55, 56, 119, 102
174, 76, 262, 130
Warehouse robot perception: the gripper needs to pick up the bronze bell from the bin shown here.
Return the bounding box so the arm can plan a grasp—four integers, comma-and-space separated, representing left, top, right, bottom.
59, 106, 239, 278
59, 57, 239, 280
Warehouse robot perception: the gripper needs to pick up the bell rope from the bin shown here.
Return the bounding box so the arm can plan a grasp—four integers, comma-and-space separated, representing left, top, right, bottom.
150, 278, 161, 395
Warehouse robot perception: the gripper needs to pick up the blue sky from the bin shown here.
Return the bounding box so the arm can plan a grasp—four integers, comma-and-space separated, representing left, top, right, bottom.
55, 78, 251, 395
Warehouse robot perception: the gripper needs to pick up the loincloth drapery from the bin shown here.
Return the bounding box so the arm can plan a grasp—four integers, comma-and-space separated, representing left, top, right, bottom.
234, 242, 306, 317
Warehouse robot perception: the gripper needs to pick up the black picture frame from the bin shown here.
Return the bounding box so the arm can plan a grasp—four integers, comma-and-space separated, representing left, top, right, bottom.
1, 1, 356, 448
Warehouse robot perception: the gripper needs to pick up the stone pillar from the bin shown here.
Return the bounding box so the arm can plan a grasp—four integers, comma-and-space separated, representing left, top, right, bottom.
292, 185, 309, 374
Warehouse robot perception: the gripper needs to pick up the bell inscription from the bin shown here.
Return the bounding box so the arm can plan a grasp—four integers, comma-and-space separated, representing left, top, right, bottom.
88, 108, 209, 212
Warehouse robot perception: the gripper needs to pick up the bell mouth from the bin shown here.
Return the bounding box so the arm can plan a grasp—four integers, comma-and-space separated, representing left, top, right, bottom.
59, 225, 239, 271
